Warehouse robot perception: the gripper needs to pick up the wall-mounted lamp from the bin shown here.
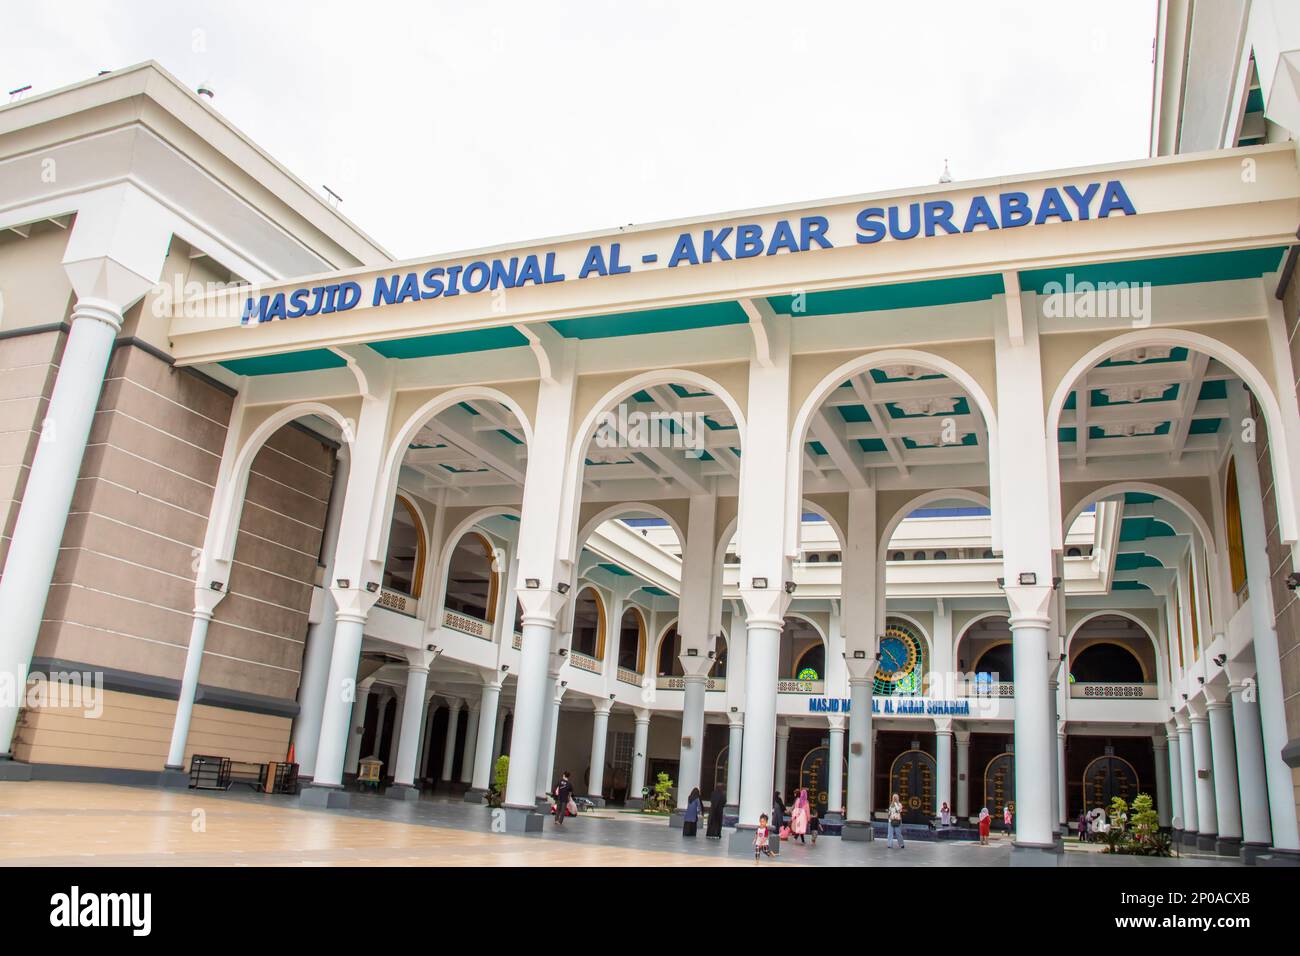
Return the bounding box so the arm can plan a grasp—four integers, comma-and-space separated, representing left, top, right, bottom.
336, 578, 350, 589
1018, 572, 1037, 586
686, 648, 698, 657
560, 680, 568, 688
1197, 676, 1205, 685
784, 581, 797, 594
1051, 576, 1062, 590
751, 577, 768, 589
525, 578, 540, 589
557, 582, 570, 595
365, 581, 379, 593
996, 577, 1005, 589
500, 664, 509, 672
1181, 693, 1189, 701
609, 693, 615, 700
853, 650, 867, 660
558, 648, 568, 657
1287, 572, 1300, 591
730, 706, 738, 713
707, 650, 715, 659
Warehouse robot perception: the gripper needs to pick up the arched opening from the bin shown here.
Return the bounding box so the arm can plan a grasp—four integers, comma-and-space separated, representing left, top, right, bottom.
616, 606, 646, 673
442, 531, 498, 622
1225, 459, 1247, 597
779, 616, 825, 681
1071, 643, 1144, 683
571, 587, 606, 660
381, 495, 426, 598
656, 624, 682, 677
956, 615, 1012, 685
714, 632, 728, 679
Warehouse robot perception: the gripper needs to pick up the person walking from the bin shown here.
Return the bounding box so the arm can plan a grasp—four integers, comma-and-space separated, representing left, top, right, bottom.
706, 783, 726, 839
790, 788, 810, 844
1003, 804, 1013, 835
682, 787, 702, 837
887, 793, 906, 849
770, 791, 786, 856
553, 771, 574, 827
978, 807, 991, 845
808, 803, 823, 845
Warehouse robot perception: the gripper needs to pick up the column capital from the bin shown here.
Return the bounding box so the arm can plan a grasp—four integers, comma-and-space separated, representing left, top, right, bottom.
775, 723, 790, 741
953, 728, 971, 745
1152, 735, 1168, 752
70, 297, 125, 333
592, 699, 615, 717
727, 711, 745, 729
1003, 584, 1055, 627
633, 707, 652, 724
825, 715, 847, 732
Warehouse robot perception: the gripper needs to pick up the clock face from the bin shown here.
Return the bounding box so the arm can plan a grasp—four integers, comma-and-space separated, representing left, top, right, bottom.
874, 622, 924, 695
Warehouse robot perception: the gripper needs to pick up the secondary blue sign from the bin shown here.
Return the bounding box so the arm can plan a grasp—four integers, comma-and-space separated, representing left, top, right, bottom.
241, 180, 1136, 325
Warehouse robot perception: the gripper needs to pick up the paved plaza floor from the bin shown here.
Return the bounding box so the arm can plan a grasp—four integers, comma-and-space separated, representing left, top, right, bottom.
0, 782, 1246, 867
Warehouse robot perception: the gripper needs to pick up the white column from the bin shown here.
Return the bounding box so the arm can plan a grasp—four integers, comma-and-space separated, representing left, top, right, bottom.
1206, 698, 1242, 851
344, 680, 374, 775
1153, 736, 1172, 828
458, 704, 480, 785
1229, 679, 1272, 849
1176, 717, 1198, 835
955, 728, 971, 820
440, 699, 461, 783
774, 722, 790, 798
993, 301, 1060, 856
371, 690, 391, 761
492, 705, 509, 761
536, 681, 565, 796
385, 688, 406, 774
1190, 710, 1218, 844
826, 716, 846, 820
415, 689, 437, 780
843, 487, 877, 836
675, 492, 719, 810
470, 680, 503, 793
291, 449, 350, 779
1227, 385, 1300, 851
935, 721, 952, 821
733, 307, 793, 835
630, 709, 651, 804
1056, 728, 1067, 829
1165, 726, 1185, 830
304, 358, 394, 797
725, 713, 743, 810
0, 299, 128, 757
392, 661, 432, 792
500, 330, 576, 821
587, 700, 613, 800
1007, 588, 1058, 849
164, 607, 215, 770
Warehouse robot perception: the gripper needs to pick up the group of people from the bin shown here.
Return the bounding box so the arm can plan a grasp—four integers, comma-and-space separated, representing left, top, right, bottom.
1076, 805, 1122, 842
753, 788, 822, 860
681, 785, 728, 839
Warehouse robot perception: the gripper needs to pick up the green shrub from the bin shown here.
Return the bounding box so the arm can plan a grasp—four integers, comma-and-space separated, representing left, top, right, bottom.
486, 755, 509, 808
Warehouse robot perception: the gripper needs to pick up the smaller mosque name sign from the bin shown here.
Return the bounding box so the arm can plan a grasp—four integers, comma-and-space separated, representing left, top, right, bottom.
808, 697, 974, 715
239, 181, 1137, 326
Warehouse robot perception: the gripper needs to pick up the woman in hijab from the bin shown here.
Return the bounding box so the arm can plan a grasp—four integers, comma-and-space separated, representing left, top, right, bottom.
682, 787, 703, 837
978, 807, 991, 845
706, 783, 726, 839
771, 791, 787, 856
790, 788, 811, 843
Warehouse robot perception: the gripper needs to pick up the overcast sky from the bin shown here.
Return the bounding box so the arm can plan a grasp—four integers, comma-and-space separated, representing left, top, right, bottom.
4, 1, 1157, 260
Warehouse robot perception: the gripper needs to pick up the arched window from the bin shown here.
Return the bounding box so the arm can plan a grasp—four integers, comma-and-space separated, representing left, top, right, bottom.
934, 550, 947, 560
443, 531, 497, 621
657, 625, 683, 677
616, 607, 646, 673
1071, 643, 1145, 683
382, 495, 426, 597
781, 616, 825, 680
827, 552, 841, 563
981, 549, 995, 559
973, 644, 1013, 681
571, 588, 605, 659
1066, 547, 1081, 557
714, 633, 728, 679
807, 553, 821, 563
891, 551, 905, 562
1225, 459, 1247, 596
913, 550, 926, 561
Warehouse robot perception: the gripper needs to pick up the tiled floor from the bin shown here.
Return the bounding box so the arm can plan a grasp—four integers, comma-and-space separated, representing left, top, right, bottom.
0, 782, 1244, 867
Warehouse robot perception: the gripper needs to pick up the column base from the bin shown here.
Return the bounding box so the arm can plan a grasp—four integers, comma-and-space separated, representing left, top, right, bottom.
624, 797, 646, 810
385, 785, 420, 802
496, 805, 545, 834
1196, 833, 1219, 853
841, 820, 874, 842
300, 784, 351, 809
1010, 841, 1065, 867
1240, 842, 1271, 865
823, 811, 844, 824
1254, 848, 1300, 867
462, 787, 489, 803
1214, 835, 1242, 857
535, 795, 554, 812
667, 810, 685, 829
1174, 829, 1197, 848
583, 795, 606, 808
0, 758, 33, 782
723, 803, 738, 816
157, 765, 190, 789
